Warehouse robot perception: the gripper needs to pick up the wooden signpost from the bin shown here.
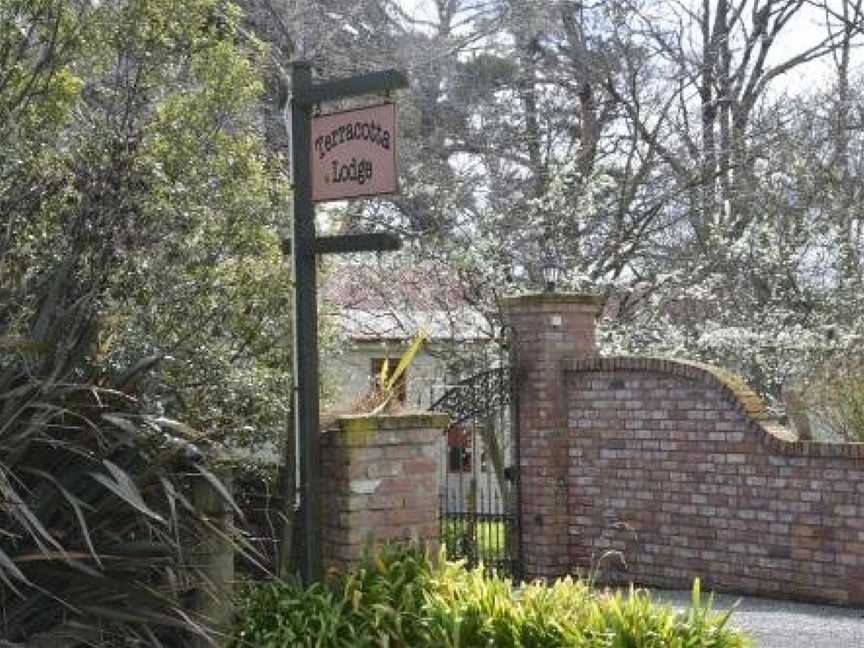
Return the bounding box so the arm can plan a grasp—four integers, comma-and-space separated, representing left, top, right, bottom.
287, 62, 408, 584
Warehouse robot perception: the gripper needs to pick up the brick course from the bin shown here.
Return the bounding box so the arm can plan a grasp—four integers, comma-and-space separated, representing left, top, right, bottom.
505, 294, 864, 605
321, 413, 448, 574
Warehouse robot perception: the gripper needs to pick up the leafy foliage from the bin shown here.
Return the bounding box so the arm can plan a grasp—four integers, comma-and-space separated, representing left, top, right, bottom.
230, 544, 749, 648
0, 363, 237, 645
0, 0, 294, 450
231, 544, 434, 647
0, 1, 283, 643
794, 357, 864, 442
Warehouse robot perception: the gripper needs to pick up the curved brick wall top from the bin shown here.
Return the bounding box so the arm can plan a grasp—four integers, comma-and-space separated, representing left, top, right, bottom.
563, 355, 864, 460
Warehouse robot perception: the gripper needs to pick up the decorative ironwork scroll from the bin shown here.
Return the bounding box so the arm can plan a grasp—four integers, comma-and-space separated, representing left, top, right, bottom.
430, 366, 513, 423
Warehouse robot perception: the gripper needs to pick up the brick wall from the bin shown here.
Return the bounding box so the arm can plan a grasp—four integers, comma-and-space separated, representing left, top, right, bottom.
505, 294, 864, 605
321, 413, 448, 574
566, 358, 864, 605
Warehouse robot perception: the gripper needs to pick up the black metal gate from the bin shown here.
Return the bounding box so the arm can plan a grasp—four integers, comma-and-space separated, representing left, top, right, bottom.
430, 366, 520, 577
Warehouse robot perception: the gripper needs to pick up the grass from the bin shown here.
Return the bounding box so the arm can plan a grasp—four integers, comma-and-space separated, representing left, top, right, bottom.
442, 517, 510, 565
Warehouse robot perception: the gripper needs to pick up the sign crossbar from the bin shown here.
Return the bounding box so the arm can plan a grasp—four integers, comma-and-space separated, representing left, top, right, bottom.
281, 233, 401, 256
296, 69, 408, 106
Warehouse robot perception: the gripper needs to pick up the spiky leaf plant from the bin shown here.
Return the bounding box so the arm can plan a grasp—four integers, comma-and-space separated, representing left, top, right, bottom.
0, 344, 237, 646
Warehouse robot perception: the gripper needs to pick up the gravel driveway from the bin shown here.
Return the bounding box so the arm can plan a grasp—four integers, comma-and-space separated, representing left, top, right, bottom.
654, 590, 864, 648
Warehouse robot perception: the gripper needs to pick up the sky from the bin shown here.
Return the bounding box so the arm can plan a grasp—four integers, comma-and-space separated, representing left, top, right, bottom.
390, 0, 856, 91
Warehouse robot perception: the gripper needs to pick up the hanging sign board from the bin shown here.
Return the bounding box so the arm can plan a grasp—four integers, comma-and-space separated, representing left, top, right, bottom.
311, 103, 398, 203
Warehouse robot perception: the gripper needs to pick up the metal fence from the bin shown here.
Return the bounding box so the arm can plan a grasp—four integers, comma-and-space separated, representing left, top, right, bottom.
433, 366, 520, 577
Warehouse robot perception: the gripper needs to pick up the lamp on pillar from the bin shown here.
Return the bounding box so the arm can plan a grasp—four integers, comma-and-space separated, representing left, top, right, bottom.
541, 251, 561, 293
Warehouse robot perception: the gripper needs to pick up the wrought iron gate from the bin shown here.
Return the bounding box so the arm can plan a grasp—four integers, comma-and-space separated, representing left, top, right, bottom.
430, 366, 520, 577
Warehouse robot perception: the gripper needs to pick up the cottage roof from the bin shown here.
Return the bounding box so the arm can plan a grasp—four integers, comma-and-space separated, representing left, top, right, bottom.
323, 256, 493, 342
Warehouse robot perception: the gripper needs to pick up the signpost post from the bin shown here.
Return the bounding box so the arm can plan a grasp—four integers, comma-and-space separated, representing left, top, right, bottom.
287, 61, 408, 584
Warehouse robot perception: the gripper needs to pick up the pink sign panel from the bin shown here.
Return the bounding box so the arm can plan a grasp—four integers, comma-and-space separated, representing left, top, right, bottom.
311, 103, 399, 203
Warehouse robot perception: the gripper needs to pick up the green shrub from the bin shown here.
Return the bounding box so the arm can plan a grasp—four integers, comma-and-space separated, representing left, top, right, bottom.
0, 371, 240, 645
422, 559, 524, 646
231, 578, 355, 646
794, 357, 864, 441
231, 544, 435, 647
231, 546, 749, 648
517, 577, 595, 646
575, 580, 744, 648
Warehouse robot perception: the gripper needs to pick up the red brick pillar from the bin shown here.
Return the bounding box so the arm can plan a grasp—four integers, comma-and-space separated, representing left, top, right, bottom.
503, 294, 603, 579
321, 413, 449, 574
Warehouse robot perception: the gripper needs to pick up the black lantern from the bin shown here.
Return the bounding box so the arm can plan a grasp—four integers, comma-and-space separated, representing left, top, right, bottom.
541, 252, 561, 293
